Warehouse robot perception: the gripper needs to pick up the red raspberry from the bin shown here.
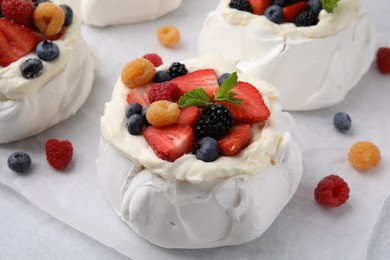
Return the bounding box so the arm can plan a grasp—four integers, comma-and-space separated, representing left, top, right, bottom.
45, 139, 73, 170
148, 82, 182, 103
314, 175, 350, 207
142, 53, 163, 67
1, 0, 34, 28
376, 47, 390, 74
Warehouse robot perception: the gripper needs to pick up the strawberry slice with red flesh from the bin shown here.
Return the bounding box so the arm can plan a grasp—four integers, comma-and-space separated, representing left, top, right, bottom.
175, 106, 200, 128
218, 124, 252, 156
249, 0, 272, 15
283, 2, 308, 23
170, 69, 219, 97
143, 124, 194, 162
217, 81, 270, 124
0, 19, 39, 67
127, 84, 151, 107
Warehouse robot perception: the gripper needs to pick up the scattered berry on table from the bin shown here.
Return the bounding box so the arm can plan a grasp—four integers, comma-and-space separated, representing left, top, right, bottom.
294, 10, 318, 27
218, 73, 231, 86
125, 102, 142, 118
376, 47, 390, 74
8, 151, 32, 173
21, 58, 43, 79
1, 0, 34, 28
126, 114, 144, 135
45, 139, 73, 170
333, 112, 351, 132
121, 58, 156, 88
348, 142, 381, 172
194, 104, 234, 139
146, 100, 181, 127
153, 70, 171, 83
195, 137, 220, 162
143, 53, 163, 67
148, 81, 182, 103
170, 69, 219, 97
314, 175, 350, 208
33, 2, 65, 36
308, 0, 323, 14
127, 84, 151, 107
248, 0, 271, 15
36, 40, 59, 61
283, 1, 307, 23
168, 62, 188, 79
218, 124, 252, 156
157, 25, 180, 48
264, 5, 284, 24
59, 4, 72, 26
175, 106, 201, 128
229, 0, 253, 13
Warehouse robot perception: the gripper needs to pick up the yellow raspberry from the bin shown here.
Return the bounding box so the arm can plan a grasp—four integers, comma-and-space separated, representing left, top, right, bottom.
348, 141, 381, 172
33, 2, 65, 36
121, 58, 156, 89
157, 25, 180, 48
146, 101, 180, 127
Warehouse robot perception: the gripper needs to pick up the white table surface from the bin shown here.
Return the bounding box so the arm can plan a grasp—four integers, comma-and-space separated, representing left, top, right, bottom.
1, 0, 390, 259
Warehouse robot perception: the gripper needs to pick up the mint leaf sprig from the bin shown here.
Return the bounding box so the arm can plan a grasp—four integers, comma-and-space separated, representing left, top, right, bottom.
321, 0, 339, 13
178, 72, 243, 108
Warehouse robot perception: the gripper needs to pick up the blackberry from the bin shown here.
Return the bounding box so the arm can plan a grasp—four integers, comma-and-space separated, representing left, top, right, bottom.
229, 0, 252, 13
195, 104, 234, 140
168, 62, 188, 79
295, 10, 318, 27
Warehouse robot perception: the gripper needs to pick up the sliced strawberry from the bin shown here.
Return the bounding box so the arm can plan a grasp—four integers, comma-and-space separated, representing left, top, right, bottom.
170, 69, 219, 97
283, 1, 308, 23
218, 124, 252, 156
143, 124, 194, 162
127, 84, 151, 107
175, 106, 200, 128
0, 19, 39, 67
249, 0, 272, 15
216, 81, 270, 124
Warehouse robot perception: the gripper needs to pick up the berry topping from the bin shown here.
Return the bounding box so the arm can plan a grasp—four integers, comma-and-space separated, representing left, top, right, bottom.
218, 73, 231, 86
195, 137, 219, 162
283, 1, 307, 23
308, 0, 322, 14
45, 139, 73, 170
21, 58, 43, 79
33, 0, 51, 8
143, 53, 163, 67
218, 124, 252, 156
229, 0, 253, 13
126, 114, 144, 135
249, 0, 271, 15
36, 40, 59, 61
59, 4, 72, 26
264, 5, 284, 24
148, 81, 182, 103
157, 25, 180, 48
8, 151, 32, 173
1, 0, 34, 28
146, 100, 181, 127
144, 124, 194, 162
376, 47, 390, 74
272, 0, 289, 7
168, 62, 188, 79
127, 84, 151, 107
217, 81, 270, 124
33, 2, 65, 36
126, 102, 142, 118
333, 112, 351, 132
294, 10, 318, 27
348, 142, 381, 172
171, 69, 219, 97
0, 18, 39, 67
314, 175, 350, 208
141, 106, 150, 126
194, 104, 234, 139
121, 58, 156, 88
175, 106, 201, 127
153, 70, 171, 83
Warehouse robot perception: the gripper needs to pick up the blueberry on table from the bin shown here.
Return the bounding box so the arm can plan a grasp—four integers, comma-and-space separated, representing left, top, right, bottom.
195, 137, 220, 162
36, 40, 60, 61
333, 112, 352, 132
8, 152, 32, 173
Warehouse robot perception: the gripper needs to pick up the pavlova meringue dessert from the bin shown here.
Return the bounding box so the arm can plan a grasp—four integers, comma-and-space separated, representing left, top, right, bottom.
199, 0, 376, 110
81, 0, 182, 27
98, 54, 303, 248
0, 0, 94, 143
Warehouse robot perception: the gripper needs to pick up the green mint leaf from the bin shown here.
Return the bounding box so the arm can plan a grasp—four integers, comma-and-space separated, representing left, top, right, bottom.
178, 88, 213, 108
214, 72, 243, 104
321, 0, 339, 13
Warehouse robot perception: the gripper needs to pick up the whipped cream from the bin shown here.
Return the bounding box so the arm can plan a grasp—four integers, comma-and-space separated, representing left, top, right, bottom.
81, 0, 182, 27
199, 0, 376, 110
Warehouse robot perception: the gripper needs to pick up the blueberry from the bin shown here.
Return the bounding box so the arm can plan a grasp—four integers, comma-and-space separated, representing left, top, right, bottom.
36, 40, 60, 61
195, 137, 219, 162
333, 112, 352, 132
34, 0, 51, 8
8, 152, 32, 173
218, 73, 231, 86
141, 106, 150, 126
308, 0, 323, 14
21, 58, 43, 79
264, 5, 284, 24
272, 0, 289, 7
60, 4, 73, 26
153, 71, 171, 83
126, 102, 142, 118
127, 114, 144, 135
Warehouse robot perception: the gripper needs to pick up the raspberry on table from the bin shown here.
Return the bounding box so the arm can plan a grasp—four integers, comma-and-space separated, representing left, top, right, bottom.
146, 100, 181, 127
348, 141, 381, 172
45, 139, 73, 170
148, 82, 182, 103
376, 47, 390, 74
143, 53, 163, 67
1, 0, 34, 28
157, 25, 180, 48
121, 58, 156, 89
314, 175, 350, 208
33, 2, 65, 36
